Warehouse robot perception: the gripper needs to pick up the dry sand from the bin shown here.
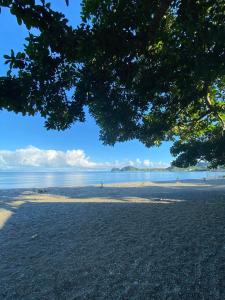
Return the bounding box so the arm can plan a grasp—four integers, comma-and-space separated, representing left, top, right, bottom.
1, 179, 225, 299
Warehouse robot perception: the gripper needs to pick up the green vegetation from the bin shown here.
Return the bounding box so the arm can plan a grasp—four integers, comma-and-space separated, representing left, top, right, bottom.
0, 1, 225, 167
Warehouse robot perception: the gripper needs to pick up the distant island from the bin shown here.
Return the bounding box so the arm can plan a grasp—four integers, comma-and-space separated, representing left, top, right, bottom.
111, 165, 225, 172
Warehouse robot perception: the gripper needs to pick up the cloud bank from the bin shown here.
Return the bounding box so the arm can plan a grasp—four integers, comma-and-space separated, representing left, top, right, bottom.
0, 146, 169, 170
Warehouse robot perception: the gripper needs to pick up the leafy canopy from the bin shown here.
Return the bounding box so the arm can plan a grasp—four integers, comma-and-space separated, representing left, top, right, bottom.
0, 0, 225, 167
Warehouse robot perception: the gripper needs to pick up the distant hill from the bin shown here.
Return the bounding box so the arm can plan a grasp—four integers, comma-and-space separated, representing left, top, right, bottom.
111, 164, 225, 172
111, 166, 168, 172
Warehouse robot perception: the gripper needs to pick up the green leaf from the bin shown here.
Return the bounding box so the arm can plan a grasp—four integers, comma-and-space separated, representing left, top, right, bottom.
3, 54, 11, 59
16, 16, 22, 25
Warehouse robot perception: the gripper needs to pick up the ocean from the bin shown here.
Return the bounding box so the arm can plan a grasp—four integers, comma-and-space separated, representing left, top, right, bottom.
0, 170, 225, 189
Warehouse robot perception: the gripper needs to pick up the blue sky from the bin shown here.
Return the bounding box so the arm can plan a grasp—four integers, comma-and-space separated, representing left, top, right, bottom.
0, 1, 173, 170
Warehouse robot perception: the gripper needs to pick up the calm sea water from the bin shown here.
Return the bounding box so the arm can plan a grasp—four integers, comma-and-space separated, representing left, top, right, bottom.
0, 171, 225, 189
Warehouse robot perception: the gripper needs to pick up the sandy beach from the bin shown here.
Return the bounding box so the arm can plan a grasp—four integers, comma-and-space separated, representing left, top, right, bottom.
1, 178, 225, 299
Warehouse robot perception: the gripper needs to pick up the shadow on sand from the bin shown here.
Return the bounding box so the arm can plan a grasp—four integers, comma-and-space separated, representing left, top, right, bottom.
1, 182, 225, 299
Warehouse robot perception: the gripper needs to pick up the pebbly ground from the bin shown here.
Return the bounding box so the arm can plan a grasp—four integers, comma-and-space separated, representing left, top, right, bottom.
0, 179, 225, 299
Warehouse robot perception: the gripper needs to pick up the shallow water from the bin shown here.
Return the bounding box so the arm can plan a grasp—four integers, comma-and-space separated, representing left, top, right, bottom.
0, 170, 224, 189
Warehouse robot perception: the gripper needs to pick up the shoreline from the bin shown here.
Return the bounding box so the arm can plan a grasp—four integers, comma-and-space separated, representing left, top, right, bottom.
0, 169, 225, 190
0, 176, 225, 191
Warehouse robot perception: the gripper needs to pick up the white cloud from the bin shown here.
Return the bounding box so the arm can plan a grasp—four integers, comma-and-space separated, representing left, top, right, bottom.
136, 158, 142, 165
128, 160, 135, 167
143, 159, 151, 167
0, 146, 169, 170
0, 146, 99, 170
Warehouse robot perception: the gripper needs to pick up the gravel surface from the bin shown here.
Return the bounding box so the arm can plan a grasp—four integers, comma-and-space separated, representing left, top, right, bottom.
1, 179, 225, 299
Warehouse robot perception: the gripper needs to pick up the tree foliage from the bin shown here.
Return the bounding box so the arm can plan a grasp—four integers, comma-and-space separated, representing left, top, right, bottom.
0, 0, 225, 167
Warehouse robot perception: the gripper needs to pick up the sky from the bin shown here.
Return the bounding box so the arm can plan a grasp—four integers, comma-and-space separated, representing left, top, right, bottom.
0, 1, 173, 170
